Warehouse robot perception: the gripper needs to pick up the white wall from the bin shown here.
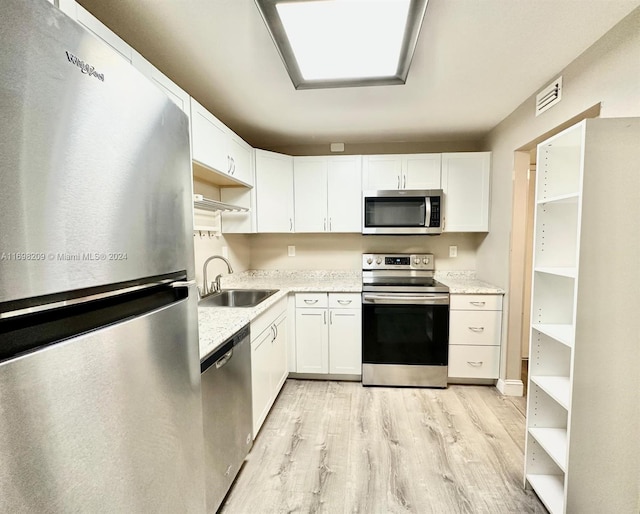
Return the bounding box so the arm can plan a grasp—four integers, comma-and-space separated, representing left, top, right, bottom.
479, 7, 640, 381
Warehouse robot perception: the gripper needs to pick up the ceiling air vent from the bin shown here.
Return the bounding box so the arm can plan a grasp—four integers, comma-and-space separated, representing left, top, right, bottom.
535, 76, 562, 116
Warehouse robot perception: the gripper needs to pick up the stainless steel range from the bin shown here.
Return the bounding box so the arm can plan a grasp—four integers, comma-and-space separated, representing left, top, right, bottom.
362, 253, 450, 387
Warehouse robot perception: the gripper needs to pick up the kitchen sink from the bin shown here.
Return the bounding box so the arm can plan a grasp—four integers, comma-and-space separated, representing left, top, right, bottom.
199, 289, 278, 308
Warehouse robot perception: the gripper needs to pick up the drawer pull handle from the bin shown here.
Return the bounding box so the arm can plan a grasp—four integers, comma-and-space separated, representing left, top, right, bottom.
337, 300, 352, 305
467, 361, 484, 367
470, 301, 486, 307
304, 299, 318, 304
468, 326, 485, 332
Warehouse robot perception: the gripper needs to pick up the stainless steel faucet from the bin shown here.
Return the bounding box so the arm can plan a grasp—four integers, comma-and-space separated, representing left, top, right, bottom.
202, 255, 233, 296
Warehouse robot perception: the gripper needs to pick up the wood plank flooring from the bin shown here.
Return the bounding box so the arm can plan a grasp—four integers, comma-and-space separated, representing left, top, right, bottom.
220, 380, 545, 514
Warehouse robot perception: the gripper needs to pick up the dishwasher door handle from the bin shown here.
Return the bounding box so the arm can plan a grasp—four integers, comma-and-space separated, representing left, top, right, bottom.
215, 349, 233, 369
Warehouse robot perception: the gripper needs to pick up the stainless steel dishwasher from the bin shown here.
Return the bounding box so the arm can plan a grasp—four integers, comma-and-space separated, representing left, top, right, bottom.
201, 324, 252, 513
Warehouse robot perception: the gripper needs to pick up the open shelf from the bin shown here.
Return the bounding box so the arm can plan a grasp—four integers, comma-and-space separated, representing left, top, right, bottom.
537, 192, 580, 205
531, 376, 570, 409
528, 428, 567, 472
534, 267, 577, 278
533, 199, 579, 269
532, 324, 574, 348
536, 123, 583, 202
527, 474, 565, 514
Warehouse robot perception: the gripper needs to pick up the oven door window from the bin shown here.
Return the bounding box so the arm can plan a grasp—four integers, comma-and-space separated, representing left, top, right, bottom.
364, 197, 426, 227
362, 303, 449, 365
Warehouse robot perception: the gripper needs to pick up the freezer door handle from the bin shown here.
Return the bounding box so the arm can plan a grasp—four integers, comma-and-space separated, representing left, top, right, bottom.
170, 280, 197, 289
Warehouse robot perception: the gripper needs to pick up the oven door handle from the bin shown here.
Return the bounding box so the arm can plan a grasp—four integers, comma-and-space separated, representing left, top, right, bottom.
362, 294, 449, 305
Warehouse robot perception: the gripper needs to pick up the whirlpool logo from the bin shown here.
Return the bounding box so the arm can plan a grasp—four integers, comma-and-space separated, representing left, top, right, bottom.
65, 51, 105, 82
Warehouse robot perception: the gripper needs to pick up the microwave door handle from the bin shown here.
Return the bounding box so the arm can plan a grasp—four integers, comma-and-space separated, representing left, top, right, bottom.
425, 197, 432, 228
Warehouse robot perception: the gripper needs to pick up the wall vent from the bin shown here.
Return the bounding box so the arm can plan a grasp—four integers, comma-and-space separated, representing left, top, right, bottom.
535, 76, 562, 116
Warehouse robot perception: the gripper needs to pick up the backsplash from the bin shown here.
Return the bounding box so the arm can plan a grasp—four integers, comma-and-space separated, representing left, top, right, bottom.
249, 232, 484, 271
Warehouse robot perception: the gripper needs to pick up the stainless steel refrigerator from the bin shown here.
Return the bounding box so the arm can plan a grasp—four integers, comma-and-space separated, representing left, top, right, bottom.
0, 0, 206, 512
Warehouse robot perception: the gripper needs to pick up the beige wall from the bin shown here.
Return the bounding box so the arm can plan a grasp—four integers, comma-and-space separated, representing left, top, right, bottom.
479, 7, 640, 382
265, 139, 483, 156
250, 233, 483, 271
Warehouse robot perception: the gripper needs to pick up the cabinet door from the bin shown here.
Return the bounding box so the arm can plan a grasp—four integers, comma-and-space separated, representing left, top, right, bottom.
131, 52, 190, 119
404, 154, 442, 189
190, 98, 228, 175
362, 155, 402, 190
328, 308, 362, 375
327, 156, 362, 232
441, 152, 491, 232
255, 150, 294, 232
293, 157, 327, 232
251, 328, 273, 437
58, 0, 133, 63
271, 315, 288, 396
227, 133, 253, 187
295, 308, 328, 373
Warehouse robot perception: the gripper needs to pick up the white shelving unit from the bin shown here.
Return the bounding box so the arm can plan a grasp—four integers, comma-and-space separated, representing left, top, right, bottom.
524, 118, 640, 513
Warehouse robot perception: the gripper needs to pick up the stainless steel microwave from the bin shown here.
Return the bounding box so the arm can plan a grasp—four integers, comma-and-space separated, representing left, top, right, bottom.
362, 189, 443, 235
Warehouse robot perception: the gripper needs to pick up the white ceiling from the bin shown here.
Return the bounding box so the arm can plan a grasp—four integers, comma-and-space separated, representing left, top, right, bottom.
78, 0, 640, 149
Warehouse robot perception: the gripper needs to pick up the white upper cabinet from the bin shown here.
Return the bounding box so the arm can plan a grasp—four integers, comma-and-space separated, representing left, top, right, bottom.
441, 152, 491, 232
294, 155, 361, 233
327, 156, 362, 232
404, 154, 442, 189
190, 98, 253, 187
362, 155, 402, 189
131, 52, 190, 119
293, 157, 327, 233
190, 98, 230, 176
58, 0, 133, 63
255, 150, 294, 233
227, 132, 253, 186
363, 154, 441, 190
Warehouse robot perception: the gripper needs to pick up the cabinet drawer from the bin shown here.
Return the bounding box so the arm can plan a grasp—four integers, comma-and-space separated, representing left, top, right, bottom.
448, 346, 500, 379
295, 293, 328, 308
328, 293, 360, 309
449, 310, 501, 346
450, 294, 502, 311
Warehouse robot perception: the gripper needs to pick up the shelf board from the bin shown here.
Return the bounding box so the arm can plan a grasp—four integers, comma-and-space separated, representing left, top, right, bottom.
532, 324, 574, 348
537, 192, 580, 205
535, 267, 577, 278
528, 428, 568, 472
531, 375, 571, 409
527, 474, 565, 514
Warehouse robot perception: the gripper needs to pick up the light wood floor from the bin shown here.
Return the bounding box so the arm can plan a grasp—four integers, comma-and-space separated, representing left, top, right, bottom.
221, 380, 545, 514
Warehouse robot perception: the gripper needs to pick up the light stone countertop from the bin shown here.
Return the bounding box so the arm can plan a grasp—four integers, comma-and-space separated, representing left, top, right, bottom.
198, 270, 361, 362
198, 269, 503, 361
435, 271, 505, 295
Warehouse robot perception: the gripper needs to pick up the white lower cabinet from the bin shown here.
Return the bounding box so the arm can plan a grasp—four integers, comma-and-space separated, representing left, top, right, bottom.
294, 293, 361, 376
250, 297, 287, 438
448, 294, 502, 380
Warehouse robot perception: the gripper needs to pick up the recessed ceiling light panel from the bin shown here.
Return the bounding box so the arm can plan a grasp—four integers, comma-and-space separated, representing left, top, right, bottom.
255, 0, 429, 89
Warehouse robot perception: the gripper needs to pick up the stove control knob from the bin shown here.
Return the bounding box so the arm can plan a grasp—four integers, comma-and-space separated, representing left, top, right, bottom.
366, 257, 373, 264
414, 258, 420, 265
375, 257, 382, 265
423, 257, 430, 264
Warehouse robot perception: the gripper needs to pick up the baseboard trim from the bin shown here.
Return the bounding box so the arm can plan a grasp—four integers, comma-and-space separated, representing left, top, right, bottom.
496, 378, 524, 397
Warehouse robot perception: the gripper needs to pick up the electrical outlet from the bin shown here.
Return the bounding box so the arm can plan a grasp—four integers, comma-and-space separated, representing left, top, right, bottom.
288, 245, 295, 257
449, 245, 458, 258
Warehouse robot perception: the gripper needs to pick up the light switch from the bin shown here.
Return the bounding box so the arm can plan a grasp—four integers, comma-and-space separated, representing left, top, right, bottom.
449, 245, 458, 258
288, 245, 296, 257
222, 246, 229, 258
